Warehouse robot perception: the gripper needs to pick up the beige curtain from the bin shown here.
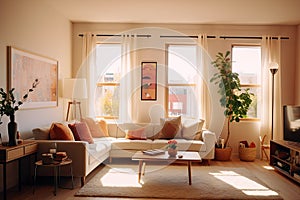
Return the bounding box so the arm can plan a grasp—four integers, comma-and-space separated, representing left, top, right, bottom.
81, 33, 96, 117
197, 34, 211, 129
120, 34, 137, 122
261, 36, 282, 141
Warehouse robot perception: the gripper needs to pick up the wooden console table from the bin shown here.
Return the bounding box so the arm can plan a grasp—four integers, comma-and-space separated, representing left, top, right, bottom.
0, 140, 38, 200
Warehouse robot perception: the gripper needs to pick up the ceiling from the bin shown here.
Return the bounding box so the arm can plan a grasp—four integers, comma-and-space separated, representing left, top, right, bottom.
44, 0, 300, 25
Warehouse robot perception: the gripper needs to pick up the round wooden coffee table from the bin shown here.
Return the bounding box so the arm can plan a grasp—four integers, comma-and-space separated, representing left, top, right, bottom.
33, 158, 74, 196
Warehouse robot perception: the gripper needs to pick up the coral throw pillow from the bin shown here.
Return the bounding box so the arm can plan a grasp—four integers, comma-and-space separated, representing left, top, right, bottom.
151, 116, 181, 139
49, 123, 74, 141
125, 127, 147, 140
68, 122, 94, 144
81, 117, 106, 138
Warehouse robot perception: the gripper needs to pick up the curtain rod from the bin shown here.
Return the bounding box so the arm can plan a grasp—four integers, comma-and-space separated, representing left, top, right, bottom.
78, 34, 289, 40
78, 34, 151, 38
219, 36, 289, 40
161, 35, 289, 40
160, 35, 216, 39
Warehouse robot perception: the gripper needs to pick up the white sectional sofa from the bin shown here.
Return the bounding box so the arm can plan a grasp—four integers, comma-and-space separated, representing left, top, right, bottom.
32, 120, 216, 186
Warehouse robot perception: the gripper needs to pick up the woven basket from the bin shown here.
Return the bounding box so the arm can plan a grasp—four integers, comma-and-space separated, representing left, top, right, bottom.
239, 147, 256, 162
215, 147, 232, 161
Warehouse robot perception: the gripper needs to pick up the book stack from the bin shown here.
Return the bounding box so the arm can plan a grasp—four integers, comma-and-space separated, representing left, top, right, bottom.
142, 149, 165, 156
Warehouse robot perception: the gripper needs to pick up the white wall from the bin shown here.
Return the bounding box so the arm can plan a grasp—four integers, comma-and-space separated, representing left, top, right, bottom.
73, 23, 297, 157
0, 0, 72, 139
0, 0, 72, 190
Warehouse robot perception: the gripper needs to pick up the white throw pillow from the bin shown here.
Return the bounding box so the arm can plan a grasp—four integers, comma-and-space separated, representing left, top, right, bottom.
181, 119, 205, 140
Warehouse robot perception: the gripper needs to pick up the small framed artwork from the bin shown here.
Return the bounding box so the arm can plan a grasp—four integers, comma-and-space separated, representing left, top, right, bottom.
7, 46, 58, 109
141, 62, 157, 101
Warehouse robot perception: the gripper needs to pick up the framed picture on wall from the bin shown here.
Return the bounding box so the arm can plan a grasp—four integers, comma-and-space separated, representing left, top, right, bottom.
7, 46, 58, 109
141, 62, 157, 101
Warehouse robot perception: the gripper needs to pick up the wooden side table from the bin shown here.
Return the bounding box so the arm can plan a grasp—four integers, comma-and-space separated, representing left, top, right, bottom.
0, 140, 37, 200
33, 158, 74, 196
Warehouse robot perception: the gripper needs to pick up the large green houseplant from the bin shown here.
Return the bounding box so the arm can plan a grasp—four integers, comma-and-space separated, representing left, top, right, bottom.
210, 51, 253, 160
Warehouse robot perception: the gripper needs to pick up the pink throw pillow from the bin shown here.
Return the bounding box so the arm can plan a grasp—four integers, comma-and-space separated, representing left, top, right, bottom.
68, 122, 94, 144
125, 127, 147, 140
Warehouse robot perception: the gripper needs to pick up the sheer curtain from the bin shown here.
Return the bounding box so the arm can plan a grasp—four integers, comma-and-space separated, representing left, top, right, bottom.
119, 34, 137, 122
197, 34, 211, 129
81, 33, 96, 117
261, 36, 282, 140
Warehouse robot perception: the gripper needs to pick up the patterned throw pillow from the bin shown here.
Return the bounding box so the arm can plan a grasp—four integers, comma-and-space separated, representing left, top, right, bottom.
68, 122, 94, 144
49, 123, 75, 141
151, 116, 181, 139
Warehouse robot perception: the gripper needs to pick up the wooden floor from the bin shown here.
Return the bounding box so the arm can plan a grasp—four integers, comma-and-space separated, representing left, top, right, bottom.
6, 157, 300, 200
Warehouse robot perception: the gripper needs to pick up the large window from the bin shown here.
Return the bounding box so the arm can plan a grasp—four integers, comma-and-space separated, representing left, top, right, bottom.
95, 43, 121, 119
232, 45, 261, 119
167, 45, 199, 118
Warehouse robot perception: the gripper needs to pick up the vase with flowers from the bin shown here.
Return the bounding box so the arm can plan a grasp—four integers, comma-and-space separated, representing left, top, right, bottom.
167, 140, 178, 157
0, 79, 39, 146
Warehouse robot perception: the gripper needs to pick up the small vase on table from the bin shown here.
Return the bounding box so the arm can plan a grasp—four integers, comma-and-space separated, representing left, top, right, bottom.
167, 140, 178, 157
8, 115, 17, 146
168, 148, 177, 157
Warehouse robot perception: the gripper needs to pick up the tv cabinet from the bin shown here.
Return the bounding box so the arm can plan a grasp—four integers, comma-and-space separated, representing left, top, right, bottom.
270, 140, 300, 183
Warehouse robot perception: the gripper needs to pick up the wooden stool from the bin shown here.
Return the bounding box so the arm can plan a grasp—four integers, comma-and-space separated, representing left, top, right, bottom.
260, 135, 270, 160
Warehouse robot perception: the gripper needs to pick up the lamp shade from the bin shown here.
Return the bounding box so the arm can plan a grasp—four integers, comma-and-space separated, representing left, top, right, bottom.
63, 78, 87, 99
269, 62, 279, 75
269, 62, 279, 70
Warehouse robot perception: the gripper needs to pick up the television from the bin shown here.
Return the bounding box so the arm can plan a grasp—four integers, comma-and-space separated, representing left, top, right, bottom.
283, 105, 300, 142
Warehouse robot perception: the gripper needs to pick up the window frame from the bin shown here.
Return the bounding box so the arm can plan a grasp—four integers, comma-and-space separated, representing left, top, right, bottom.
166, 44, 198, 118
231, 44, 261, 121
95, 42, 121, 119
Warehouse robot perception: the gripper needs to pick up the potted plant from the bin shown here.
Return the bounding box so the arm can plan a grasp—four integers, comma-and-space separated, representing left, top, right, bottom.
167, 140, 178, 157
0, 79, 39, 146
210, 51, 253, 161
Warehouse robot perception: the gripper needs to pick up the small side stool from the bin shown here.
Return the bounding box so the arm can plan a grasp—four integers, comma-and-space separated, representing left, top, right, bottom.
260, 135, 270, 160
33, 158, 74, 196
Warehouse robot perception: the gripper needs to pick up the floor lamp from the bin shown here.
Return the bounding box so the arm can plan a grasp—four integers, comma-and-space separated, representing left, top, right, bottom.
269, 62, 279, 140
63, 78, 87, 121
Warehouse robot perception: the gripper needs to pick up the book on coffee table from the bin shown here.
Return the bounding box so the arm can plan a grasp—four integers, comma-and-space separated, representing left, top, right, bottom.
142, 149, 165, 155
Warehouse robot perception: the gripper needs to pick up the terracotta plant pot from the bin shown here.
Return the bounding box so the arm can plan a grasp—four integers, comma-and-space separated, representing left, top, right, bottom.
215, 147, 232, 161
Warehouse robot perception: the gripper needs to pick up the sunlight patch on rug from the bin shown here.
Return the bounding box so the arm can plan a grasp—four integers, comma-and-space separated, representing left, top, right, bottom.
209, 170, 279, 196
100, 167, 142, 188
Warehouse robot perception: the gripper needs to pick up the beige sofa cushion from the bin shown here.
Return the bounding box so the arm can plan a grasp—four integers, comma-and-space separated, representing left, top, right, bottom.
32, 127, 50, 140
111, 138, 153, 150
151, 139, 204, 151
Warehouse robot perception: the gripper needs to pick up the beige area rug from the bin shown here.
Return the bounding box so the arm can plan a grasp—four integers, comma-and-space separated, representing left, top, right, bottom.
75, 164, 283, 199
